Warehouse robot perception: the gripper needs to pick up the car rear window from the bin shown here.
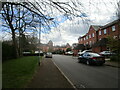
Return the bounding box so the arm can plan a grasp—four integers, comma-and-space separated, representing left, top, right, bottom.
88, 53, 101, 57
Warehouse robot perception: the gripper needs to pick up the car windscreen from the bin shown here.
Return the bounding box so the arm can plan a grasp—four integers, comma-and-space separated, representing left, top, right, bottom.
88, 53, 101, 57
47, 53, 52, 55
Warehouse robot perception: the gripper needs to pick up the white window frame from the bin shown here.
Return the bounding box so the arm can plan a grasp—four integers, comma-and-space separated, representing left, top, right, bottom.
112, 26, 115, 31
89, 34, 91, 38
81, 39, 82, 41
99, 31, 101, 35
104, 29, 107, 34
86, 36, 88, 39
92, 33, 94, 37
89, 41, 92, 46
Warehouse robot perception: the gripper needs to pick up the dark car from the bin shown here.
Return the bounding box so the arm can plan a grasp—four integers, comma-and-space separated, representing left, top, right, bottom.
45, 52, 52, 58
78, 52, 105, 65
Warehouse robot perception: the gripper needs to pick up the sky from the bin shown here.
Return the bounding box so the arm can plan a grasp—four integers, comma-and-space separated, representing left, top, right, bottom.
40, 0, 119, 46
0, 0, 119, 46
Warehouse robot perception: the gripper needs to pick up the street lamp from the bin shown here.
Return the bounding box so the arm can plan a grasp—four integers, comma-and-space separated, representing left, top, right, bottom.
38, 18, 54, 66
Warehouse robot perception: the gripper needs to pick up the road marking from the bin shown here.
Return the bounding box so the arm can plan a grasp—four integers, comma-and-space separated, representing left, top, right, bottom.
80, 84, 85, 88
52, 60, 76, 89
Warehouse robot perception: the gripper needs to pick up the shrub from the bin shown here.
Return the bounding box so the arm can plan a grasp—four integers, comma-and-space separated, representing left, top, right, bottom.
2, 42, 15, 61
110, 54, 120, 62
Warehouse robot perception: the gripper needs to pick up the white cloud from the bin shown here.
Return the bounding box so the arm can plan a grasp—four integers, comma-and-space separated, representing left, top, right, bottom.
40, 0, 118, 46
1, 0, 118, 46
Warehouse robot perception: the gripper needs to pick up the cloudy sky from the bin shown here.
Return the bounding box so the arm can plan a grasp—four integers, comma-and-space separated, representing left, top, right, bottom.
0, 0, 119, 46
40, 0, 119, 46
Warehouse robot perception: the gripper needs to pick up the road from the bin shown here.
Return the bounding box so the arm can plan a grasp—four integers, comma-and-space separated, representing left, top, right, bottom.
52, 55, 119, 88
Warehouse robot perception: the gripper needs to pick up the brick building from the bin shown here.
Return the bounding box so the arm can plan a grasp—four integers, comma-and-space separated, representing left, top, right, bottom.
78, 25, 102, 47
53, 43, 71, 52
78, 19, 120, 53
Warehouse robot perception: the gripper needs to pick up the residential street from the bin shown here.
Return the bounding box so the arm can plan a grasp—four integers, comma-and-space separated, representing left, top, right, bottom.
52, 55, 119, 88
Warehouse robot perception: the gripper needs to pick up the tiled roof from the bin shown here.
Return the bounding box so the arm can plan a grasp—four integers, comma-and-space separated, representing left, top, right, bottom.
91, 25, 102, 31
101, 19, 120, 29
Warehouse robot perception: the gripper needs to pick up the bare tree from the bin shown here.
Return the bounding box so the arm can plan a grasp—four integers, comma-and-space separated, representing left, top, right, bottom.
1, 3, 40, 57
1, 0, 88, 58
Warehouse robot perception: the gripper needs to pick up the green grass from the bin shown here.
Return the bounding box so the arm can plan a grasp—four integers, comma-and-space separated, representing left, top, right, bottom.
2, 56, 39, 88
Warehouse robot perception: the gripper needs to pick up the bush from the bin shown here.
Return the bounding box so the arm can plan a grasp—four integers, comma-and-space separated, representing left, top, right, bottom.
110, 54, 120, 62
2, 42, 15, 61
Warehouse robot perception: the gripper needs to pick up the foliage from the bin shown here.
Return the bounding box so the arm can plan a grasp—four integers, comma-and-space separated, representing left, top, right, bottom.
66, 48, 71, 52
2, 56, 38, 88
2, 41, 15, 61
110, 54, 120, 62
53, 49, 64, 54
107, 36, 120, 54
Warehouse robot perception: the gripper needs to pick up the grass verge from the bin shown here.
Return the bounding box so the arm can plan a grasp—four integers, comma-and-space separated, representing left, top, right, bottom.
2, 56, 39, 88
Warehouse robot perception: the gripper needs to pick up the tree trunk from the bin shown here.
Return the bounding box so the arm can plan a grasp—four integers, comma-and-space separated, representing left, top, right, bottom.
11, 29, 19, 58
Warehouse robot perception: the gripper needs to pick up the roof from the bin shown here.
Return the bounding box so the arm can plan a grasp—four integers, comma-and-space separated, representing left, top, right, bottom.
91, 25, 102, 31
101, 19, 120, 29
79, 25, 102, 39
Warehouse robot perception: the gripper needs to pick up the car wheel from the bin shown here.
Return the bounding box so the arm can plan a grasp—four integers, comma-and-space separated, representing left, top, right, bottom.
86, 60, 90, 65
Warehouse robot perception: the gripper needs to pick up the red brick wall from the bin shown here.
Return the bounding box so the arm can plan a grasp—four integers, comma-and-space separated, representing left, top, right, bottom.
78, 26, 98, 46
98, 22, 120, 40
92, 46, 107, 53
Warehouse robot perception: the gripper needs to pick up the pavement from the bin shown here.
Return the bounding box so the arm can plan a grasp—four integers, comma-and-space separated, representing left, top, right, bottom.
105, 60, 120, 68
26, 58, 74, 88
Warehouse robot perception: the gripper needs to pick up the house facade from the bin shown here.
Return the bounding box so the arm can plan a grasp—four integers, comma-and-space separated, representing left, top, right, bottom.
78, 25, 101, 48
78, 19, 120, 53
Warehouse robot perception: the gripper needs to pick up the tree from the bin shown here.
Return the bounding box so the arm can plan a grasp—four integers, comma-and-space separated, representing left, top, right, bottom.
1, 3, 39, 57
107, 36, 120, 54
66, 48, 71, 52
1, 1, 88, 58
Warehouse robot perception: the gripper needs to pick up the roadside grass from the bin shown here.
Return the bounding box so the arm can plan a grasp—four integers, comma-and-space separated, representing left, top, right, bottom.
2, 56, 39, 88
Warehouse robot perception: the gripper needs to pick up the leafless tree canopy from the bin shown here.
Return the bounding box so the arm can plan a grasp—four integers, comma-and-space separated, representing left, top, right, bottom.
1, 0, 119, 58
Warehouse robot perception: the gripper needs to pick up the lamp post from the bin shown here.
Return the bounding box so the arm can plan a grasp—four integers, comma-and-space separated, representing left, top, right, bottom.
38, 18, 54, 66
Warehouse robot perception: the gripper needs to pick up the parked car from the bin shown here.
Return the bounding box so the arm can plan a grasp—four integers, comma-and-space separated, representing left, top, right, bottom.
78, 50, 92, 56
45, 52, 52, 58
78, 52, 105, 65
65, 51, 73, 55
35, 51, 44, 56
99, 51, 115, 57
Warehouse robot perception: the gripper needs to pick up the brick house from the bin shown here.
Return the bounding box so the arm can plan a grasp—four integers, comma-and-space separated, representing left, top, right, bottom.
78, 25, 102, 48
97, 19, 120, 40
92, 19, 120, 53
72, 43, 85, 56
78, 19, 120, 53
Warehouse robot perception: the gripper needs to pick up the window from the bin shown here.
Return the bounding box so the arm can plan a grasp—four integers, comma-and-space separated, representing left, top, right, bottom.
90, 41, 91, 46
104, 29, 107, 34
92, 33, 94, 37
86, 36, 88, 39
99, 31, 101, 35
81, 39, 82, 41
113, 36, 117, 39
84, 37, 86, 40
89, 34, 91, 38
112, 26, 115, 31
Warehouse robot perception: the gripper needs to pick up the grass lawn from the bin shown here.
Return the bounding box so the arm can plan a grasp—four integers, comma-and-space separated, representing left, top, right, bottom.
2, 56, 39, 88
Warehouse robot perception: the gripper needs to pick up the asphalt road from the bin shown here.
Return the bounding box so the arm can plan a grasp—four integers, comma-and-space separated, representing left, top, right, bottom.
52, 55, 119, 88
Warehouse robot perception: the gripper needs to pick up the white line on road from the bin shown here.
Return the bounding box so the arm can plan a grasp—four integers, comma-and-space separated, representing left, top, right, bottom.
52, 59, 77, 89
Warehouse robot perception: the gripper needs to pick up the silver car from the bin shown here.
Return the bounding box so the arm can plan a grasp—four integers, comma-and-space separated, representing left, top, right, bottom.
45, 52, 52, 58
